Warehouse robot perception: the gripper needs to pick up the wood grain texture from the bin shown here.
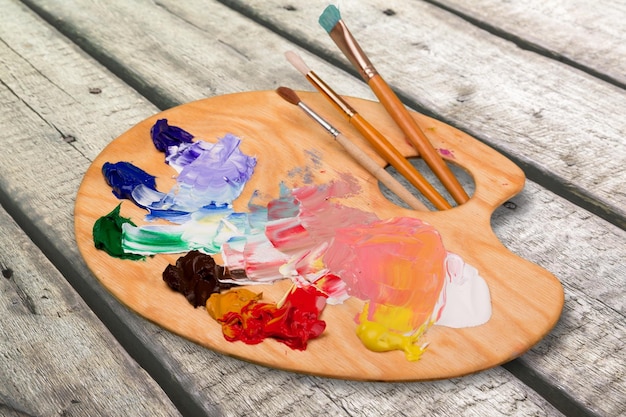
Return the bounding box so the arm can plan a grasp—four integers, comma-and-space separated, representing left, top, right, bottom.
74, 91, 563, 381
0, 208, 180, 416
0, 1, 567, 415
27, 0, 626, 224
19, 0, 621, 407
213, 0, 626, 226
2, 0, 624, 414
431, 0, 626, 87
490, 190, 626, 416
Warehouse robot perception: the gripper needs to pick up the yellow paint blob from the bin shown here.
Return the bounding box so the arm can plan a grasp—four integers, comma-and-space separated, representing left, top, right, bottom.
206, 288, 262, 320
355, 304, 428, 361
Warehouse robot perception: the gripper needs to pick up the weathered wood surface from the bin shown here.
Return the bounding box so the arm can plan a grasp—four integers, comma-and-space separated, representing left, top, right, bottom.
0, 209, 181, 416
0, 1, 568, 416
490, 192, 626, 416
2, 2, 572, 415
0, 0, 624, 415
214, 0, 626, 228
430, 0, 626, 88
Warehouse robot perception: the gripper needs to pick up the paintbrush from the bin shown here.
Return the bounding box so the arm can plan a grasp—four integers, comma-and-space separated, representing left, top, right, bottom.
276, 86, 428, 211
319, 5, 469, 205
285, 51, 450, 210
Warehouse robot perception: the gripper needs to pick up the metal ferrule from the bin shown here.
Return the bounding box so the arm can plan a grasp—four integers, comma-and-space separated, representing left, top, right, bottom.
329, 20, 378, 81
297, 102, 340, 138
307, 72, 356, 118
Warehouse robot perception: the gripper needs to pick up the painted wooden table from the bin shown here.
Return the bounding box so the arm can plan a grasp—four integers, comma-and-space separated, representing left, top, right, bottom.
0, 0, 624, 416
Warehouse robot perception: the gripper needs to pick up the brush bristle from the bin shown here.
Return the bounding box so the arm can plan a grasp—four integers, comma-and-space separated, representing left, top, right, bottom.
318, 5, 341, 33
285, 51, 311, 75
276, 87, 301, 106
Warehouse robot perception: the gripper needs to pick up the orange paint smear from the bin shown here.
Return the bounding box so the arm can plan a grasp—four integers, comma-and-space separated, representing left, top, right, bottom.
324, 217, 446, 358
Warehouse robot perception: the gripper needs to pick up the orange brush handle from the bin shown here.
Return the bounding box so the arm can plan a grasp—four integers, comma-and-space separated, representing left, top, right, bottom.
367, 76, 470, 204
350, 113, 451, 210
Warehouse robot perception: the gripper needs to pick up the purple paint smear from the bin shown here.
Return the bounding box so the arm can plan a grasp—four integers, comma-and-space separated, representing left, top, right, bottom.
151, 118, 194, 153
104, 124, 257, 223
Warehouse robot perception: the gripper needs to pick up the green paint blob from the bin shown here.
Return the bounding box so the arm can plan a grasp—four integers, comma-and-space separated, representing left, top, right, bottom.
93, 204, 144, 260
122, 227, 188, 254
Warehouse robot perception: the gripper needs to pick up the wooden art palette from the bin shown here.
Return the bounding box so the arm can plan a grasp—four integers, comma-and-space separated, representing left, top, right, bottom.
74, 91, 563, 381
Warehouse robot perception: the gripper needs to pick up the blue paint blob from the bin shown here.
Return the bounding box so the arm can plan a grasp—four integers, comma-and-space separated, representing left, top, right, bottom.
150, 118, 194, 153
102, 161, 158, 206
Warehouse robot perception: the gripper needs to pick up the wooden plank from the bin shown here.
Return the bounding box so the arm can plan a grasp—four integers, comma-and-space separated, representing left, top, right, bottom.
0, 1, 568, 416
0, 212, 181, 416
12, 2, 620, 412
212, 0, 626, 227
427, 0, 626, 88
491, 188, 626, 417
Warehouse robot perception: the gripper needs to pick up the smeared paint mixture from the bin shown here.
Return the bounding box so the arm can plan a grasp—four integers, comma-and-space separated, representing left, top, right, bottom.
92, 119, 492, 360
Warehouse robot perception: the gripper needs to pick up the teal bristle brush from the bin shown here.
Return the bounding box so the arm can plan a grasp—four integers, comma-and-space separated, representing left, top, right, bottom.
319, 5, 469, 206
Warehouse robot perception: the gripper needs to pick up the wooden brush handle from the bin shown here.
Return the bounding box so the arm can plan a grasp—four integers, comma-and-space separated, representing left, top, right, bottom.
367, 76, 470, 204
334, 133, 428, 211
351, 113, 451, 210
